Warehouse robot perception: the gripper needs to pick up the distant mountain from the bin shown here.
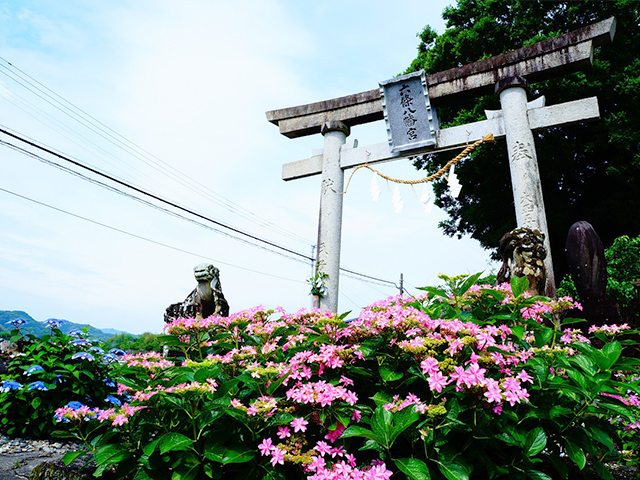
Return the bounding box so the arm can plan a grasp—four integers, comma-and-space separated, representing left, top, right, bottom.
0, 310, 134, 340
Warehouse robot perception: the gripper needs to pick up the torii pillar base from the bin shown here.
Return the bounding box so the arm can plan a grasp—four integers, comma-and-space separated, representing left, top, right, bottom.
497, 76, 556, 297
317, 121, 350, 312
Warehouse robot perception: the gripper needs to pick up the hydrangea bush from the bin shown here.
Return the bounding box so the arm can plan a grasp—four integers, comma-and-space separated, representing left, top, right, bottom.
0, 320, 125, 438
49, 274, 640, 480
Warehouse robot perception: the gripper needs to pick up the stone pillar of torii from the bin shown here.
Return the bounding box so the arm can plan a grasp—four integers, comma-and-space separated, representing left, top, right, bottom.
267, 18, 616, 311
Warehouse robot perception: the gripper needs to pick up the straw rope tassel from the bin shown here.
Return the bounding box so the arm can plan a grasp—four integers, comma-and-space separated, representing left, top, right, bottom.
343, 133, 494, 194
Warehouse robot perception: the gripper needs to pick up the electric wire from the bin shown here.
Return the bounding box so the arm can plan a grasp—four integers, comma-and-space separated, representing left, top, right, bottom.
0, 186, 305, 284
0, 136, 399, 287
0, 58, 312, 245
0, 130, 314, 262
0, 139, 312, 267
0, 60, 401, 288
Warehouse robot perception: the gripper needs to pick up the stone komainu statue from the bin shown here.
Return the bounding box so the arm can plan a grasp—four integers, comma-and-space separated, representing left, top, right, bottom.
496, 227, 547, 296
164, 263, 230, 323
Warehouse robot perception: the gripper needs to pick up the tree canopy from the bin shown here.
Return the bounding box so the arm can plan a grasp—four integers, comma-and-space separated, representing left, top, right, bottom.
408, 0, 640, 284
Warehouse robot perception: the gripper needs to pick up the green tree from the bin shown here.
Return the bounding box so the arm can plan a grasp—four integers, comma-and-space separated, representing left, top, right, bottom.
408, 0, 640, 283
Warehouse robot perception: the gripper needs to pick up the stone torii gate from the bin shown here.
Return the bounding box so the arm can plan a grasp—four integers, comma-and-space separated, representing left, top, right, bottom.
267, 18, 615, 311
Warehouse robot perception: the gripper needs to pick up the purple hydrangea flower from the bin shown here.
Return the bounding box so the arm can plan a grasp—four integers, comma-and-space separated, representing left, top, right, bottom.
1, 380, 23, 392
71, 352, 95, 361
68, 329, 84, 337
6, 318, 27, 327
45, 319, 62, 329
71, 339, 91, 347
105, 395, 122, 406
102, 354, 119, 364
28, 381, 48, 391
26, 365, 44, 376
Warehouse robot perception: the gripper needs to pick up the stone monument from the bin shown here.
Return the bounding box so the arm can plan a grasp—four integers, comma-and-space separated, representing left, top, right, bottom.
164, 264, 229, 323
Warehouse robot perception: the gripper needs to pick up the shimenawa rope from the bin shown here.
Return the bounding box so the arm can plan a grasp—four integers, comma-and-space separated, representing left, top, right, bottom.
343, 133, 494, 194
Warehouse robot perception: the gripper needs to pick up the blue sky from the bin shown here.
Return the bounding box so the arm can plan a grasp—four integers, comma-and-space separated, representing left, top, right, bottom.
0, 0, 498, 334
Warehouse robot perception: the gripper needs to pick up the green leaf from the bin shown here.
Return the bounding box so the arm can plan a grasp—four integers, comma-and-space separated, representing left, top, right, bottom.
458, 272, 483, 295
142, 438, 161, 456
525, 469, 553, 480
172, 464, 200, 480
158, 432, 194, 454
511, 276, 529, 298
437, 460, 469, 480
194, 366, 222, 383
62, 450, 87, 465
511, 325, 525, 340
534, 327, 554, 347
371, 406, 392, 439
340, 425, 384, 444
132, 468, 155, 480
94, 444, 132, 475
379, 365, 404, 382
561, 317, 586, 326
524, 428, 547, 457
549, 406, 573, 420
31, 397, 42, 409
602, 341, 622, 369
565, 439, 586, 470
569, 355, 597, 377
395, 458, 431, 480
588, 426, 614, 452
220, 447, 254, 465
392, 405, 420, 437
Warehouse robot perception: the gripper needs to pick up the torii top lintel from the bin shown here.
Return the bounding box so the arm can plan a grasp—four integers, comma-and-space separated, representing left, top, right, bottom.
266, 17, 615, 139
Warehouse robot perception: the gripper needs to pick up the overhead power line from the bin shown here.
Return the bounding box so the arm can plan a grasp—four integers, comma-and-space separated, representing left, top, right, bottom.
0, 132, 397, 288
0, 127, 313, 262
0, 185, 305, 284
0, 57, 311, 245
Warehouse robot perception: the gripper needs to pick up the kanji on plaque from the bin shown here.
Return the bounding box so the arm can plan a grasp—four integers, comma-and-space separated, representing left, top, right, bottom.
379, 70, 439, 154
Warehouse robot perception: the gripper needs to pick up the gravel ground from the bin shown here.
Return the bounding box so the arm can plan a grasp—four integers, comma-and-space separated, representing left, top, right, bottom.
0, 435, 83, 480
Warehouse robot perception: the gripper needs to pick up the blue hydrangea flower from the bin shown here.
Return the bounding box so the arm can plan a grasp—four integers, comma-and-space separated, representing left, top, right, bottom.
66, 401, 85, 410
68, 329, 84, 337
55, 374, 68, 384
89, 346, 104, 354
28, 381, 48, 391
71, 352, 95, 361
1, 380, 23, 392
101, 354, 118, 364
26, 365, 44, 376
6, 318, 27, 327
71, 339, 91, 347
103, 378, 116, 388
105, 395, 122, 406
108, 348, 125, 356
45, 318, 62, 329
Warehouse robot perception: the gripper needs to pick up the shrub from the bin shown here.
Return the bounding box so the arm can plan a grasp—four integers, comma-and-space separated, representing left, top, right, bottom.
55, 274, 640, 480
0, 319, 125, 438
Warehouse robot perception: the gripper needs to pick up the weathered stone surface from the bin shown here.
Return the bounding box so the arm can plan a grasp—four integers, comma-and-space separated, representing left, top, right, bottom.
266, 18, 615, 138
164, 263, 229, 323
565, 221, 607, 300
497, 228, 547, 296
28, 462, 92, 480
282, 96, 600, 181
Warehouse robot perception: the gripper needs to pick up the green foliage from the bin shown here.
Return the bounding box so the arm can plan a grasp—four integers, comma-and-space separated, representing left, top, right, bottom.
558, 234, 640, 309
103, 332, 163, 353
51, 274, 639, 480
605, 235, 640, 305
408, 1, 640, 282
0, 324, 123, 438
307, 261, 330, 297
